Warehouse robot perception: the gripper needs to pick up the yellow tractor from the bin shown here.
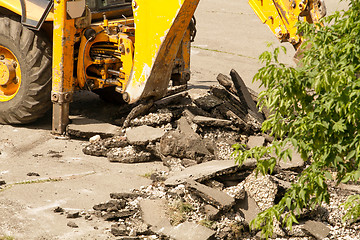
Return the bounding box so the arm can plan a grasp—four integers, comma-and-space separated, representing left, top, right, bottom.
0, 0, 326, 135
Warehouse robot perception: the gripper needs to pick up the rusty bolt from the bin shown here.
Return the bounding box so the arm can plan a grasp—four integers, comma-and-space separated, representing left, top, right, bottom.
122, 92, 130, 103
133, 1, 138, 9
52, 94, 58, 101
65, 93, 71, 101
291, 2, 296, 8
13, 61, 17, 68
0, 55, 5, 60
183, 72, 191, 81
13, 77, 19, 84
126, 48, 130, 54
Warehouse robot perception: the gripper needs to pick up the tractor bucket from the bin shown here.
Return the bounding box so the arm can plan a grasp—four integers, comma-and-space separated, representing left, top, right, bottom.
123, 0, 199, 104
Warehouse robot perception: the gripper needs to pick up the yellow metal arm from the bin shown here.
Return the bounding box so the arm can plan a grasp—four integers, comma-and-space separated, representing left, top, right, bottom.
123, 0, 200, 104
249, 0, 326, 48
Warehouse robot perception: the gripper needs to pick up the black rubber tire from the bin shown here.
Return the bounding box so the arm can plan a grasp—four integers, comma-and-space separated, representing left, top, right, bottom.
0, 17, 52, 124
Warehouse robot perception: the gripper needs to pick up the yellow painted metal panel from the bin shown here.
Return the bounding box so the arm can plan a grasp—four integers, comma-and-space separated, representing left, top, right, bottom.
124, 0, 199, 103
249, 0, 288, 41
52, 0, 76, 93
0, 0, 54, 21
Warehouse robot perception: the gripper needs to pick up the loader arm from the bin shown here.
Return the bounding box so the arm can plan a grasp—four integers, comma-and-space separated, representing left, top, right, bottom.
122, 0, 200, 104
249, 0, 326, 47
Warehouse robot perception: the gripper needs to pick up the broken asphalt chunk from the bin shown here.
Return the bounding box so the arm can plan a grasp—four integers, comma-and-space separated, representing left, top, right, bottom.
277, 144, 305, 171
67, 116, 120, 139
159, 130, 213, 163
103, 210, 134, 221
67, 211, 80, 218
246, 135, 266, 149
110, 192, 142, 200
67, 221, 79, 228
302, 220, 330, 239
165, 159, 255, 186
140, 199, 171, 232
192, 115, 232, 128
193, 94, 223, 111
161, 221, 215, 240
107, 146, 152, 163
203, 204, 220, 220
234, 192, 262, 225
186, 180, 235, 210
230, 69, 264, 123
126, 125, 166, 146
93, 200, 126, 211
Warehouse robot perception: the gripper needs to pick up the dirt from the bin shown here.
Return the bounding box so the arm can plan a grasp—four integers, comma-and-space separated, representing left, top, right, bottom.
0, 0, 349, 239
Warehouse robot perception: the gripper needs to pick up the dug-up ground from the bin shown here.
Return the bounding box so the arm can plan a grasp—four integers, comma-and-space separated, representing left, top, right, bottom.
0, 0, 355, 239
1, 68, 360, 240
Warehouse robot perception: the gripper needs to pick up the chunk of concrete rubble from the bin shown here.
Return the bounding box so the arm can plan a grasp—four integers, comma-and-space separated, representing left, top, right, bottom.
83, 143, 108, 157
192, 116, 232, 128
234, 192, 262, 224
83, 136, 128, 157
243, 173, 278, 211
27, 172, 40, 176
187, 88, 209, 102
230, 69, 264, 122
126, 125, 166, 146
177, 116, 197, 138
140, 199, 172, 231
89, 134, 101, 143
53, 206, 64, 213
159, 130, 213, 163
67, 212, 80, 218
216, 73, 237, 94
203, 204, 220, 220
111, 224, 128, 236
103, 210, 134, 221
116, 237, 142, 240
193, 94, 223, 111
277, 144, 304, 170
302, 220, 330, 239
186, 180, 235, 210
67, 221, 78, 228
270, 176, 292, 190
223, 184, 246, 200
67, 116, 120, 138
246, 135, 266, 149
210, 86, 247, 119
161, 156, 184, 172
165, 159, 256, 186
107, 146, 152, 163
203, 180, 224, 190
93, 200, 126, 211
110, 192, 142, 199
181, 158, 197, 168
126, 218, 150, 236
154, 91, 189, 109
140, 199, 215, 240
161, 221, 215, 240
129, 109, 173, 127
